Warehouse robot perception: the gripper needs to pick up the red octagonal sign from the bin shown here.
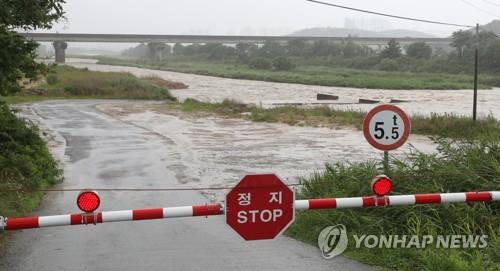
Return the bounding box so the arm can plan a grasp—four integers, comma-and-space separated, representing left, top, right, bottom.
226, 174, 294, 241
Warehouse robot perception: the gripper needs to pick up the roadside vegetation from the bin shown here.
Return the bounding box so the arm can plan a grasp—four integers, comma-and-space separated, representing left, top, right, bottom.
0, 0, 65, 247
164, 98, 500, 140
95, 28, 500, 90
0, 101, 61, 218
287, 138, 500, 270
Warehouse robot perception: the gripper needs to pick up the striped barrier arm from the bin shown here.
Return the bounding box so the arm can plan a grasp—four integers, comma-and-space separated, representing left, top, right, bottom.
1, 191, 499, 231
294, 191, 500, 210
2, 204, 223, 231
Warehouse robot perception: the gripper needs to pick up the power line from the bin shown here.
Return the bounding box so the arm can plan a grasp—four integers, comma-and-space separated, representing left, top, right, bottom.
480, 0, 500, 8
459, 0, 500, 19
306, 0, 473, 28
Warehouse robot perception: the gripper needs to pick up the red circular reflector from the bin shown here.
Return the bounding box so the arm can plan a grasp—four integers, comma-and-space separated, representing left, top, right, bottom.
371, 175, 393, 196
77, 190, 100, 213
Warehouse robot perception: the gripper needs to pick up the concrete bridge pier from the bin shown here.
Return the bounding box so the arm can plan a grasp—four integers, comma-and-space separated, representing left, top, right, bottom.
147, 42, 166, 61
53, 41, 68, 63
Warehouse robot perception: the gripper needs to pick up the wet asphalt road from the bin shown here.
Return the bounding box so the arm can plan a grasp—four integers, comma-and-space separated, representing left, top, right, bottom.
0, 100, 373, 271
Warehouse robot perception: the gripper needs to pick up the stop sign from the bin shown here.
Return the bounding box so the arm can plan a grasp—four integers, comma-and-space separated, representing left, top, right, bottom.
226, 174, 294, 241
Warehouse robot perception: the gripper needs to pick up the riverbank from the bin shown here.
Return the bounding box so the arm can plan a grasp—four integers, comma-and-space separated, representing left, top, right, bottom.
161, 98, 500, 140
96, 57, 500, 90
3, 66, 179, 104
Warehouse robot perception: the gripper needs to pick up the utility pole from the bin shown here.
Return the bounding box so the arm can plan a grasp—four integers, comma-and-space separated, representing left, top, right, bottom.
473, 23, 479, 122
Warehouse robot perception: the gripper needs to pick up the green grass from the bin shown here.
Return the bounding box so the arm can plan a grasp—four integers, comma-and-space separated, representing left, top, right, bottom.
9, 65, 177, 101
286, 138, 500, 270
166, 98, 500, 139
96, 57, 500, 90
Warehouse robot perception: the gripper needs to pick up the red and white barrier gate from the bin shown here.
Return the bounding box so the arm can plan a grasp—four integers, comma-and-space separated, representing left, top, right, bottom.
1, 191, 499, 232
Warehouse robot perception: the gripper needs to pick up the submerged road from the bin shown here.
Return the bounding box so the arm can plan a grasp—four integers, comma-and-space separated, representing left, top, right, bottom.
0, 100, 373, 271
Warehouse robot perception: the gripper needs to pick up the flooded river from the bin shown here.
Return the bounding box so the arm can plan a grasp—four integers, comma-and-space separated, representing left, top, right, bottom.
67, 58, 500, 118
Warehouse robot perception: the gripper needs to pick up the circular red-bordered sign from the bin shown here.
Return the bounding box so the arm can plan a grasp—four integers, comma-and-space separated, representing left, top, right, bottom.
363, 104, 411, 151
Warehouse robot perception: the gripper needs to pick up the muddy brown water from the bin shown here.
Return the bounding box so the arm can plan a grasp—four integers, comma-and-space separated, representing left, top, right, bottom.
67, 58, 500, 118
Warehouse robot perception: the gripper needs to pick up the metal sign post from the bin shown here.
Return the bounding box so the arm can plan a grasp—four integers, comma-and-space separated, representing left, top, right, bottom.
363, 104, 411, 175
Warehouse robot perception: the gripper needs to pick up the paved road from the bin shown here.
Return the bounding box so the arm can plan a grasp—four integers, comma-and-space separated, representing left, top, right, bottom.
0, 100, 373, 271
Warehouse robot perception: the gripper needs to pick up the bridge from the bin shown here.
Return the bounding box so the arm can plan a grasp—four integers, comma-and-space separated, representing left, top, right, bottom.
19, 33, 452, 63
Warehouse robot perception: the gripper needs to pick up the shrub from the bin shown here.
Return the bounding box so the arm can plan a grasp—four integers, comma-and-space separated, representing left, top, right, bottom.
272, 57, 295, 71
0, 101, 61, 216
380, 39, 402, 59
46, 74, 59, 85
406, 42, 433, 59
248, 57, 272, 70
376, 58, 399, 71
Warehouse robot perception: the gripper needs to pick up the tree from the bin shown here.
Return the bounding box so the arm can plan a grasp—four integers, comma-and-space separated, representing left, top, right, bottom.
248, 57, 272, 70
405, 42, 432, 59
272, 57, 294, 71
286, 39, 307, 56
451, 30, 497, 63
481, 40, 500, 71
451, 30, 474, 58
173, 43, 185, 55
258, 41, 286, 57
199, 43, 235, 60
342, 41, 372, 58
380, 39, 402, 59
0, 0, 65, 96
309, 40, 336, 57
235, 42, 258, 63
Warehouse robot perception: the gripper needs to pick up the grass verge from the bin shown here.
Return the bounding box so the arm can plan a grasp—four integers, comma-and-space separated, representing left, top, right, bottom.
96, 57, 500, 90
286, 138, 500, 270
165, 98, 500, 140
5, 65, 178, 102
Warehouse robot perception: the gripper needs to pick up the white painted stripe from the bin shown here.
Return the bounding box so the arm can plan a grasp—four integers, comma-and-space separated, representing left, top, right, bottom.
163, 206, 193, 218
388, 195, 415, 206
102, 210, 133, 222
440, 193, 466, 203
491, 191, 500, 201
294, 200, 309, 210
336, 197, 363, 208
39, 215, 71, 227
0, 216, 5, 231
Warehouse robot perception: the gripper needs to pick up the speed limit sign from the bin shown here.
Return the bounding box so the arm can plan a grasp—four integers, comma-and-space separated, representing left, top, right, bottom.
363, 104, 411, 151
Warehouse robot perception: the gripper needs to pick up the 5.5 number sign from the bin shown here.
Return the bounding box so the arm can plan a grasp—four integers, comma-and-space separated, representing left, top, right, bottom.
363, 104, 411, 151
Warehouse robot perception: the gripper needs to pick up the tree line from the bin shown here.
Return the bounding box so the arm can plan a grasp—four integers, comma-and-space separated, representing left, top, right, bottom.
122, 30, 500, 73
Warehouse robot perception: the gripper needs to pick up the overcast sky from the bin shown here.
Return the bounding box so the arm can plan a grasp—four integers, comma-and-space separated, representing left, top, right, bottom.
40, 0, 498, 37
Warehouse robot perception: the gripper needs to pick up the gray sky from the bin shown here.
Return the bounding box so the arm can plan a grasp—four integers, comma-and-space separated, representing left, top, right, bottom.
42, 0, 498, 37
